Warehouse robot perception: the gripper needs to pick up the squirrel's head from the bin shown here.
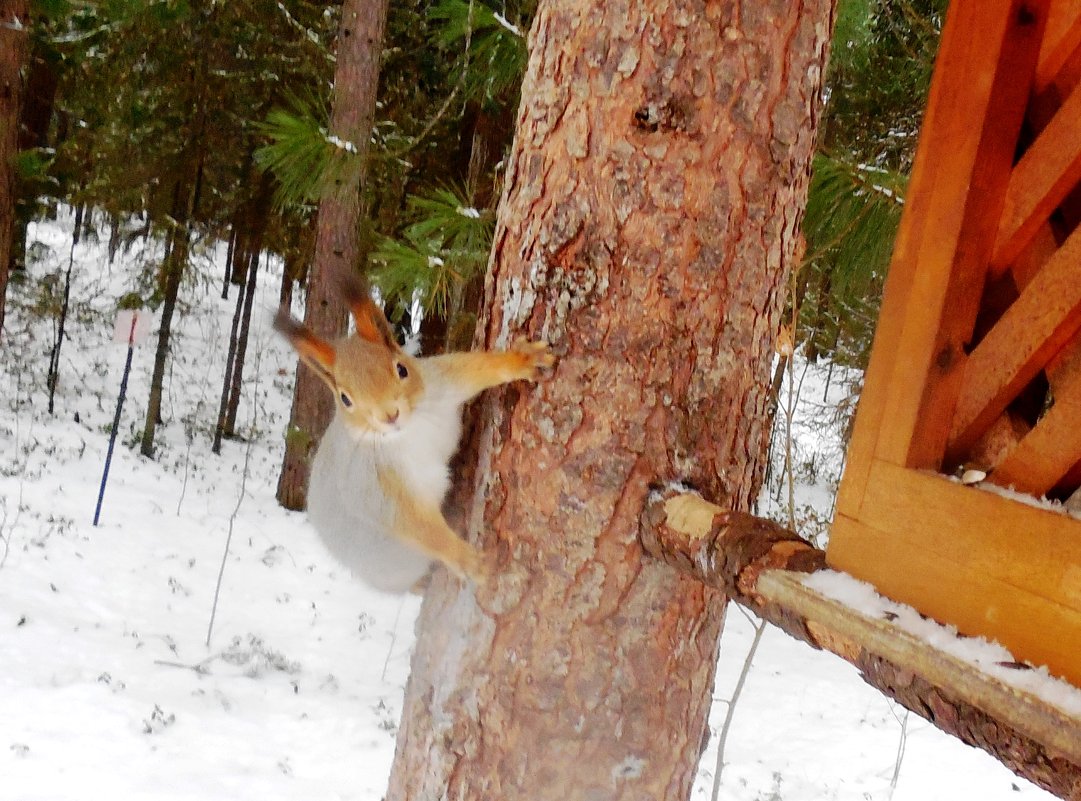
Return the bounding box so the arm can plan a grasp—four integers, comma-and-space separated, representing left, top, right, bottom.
274, 270, 423, 438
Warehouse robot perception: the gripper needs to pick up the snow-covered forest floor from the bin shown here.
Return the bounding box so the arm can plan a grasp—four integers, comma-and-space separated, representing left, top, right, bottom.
0, 212, 1059, 800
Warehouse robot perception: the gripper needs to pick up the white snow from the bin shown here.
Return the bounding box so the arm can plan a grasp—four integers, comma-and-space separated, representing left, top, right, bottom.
324, 133, 359, 154
0, 211, 1063, 801
492, 11, 523, 38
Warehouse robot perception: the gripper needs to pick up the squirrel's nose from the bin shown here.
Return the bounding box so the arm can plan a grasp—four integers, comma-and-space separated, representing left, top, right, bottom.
385, 409, 400, 425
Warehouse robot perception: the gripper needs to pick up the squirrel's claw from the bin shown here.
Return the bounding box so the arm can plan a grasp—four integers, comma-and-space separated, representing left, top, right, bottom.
510, 339, 556, 380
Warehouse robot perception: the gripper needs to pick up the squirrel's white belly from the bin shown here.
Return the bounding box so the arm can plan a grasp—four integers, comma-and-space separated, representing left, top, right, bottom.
305, 398, 464, 593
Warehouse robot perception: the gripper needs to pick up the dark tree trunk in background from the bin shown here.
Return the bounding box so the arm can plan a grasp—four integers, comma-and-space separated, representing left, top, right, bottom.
221, 224, 236, 300
140, 22, 210, 459
213, 252, 246, 456
276, 0, 389, 510
387, 0, 834, 798
0, 0, 29, 340
223, 251, 260, 436
222, 172, 272, 438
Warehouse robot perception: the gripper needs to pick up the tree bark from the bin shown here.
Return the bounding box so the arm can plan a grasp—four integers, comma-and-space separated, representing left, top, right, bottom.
387, 1, 833, 799
275, 0, 389, 510
0, 0, 29, 340
641, 489, 1081, 801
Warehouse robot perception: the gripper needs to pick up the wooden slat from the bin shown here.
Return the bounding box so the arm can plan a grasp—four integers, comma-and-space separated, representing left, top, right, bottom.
992, 80, 1081, 271
1035, 0, 1081, 97
827, 500, 1081, 688
1002, 221, 1061, 285
860, 459, 1081, 607
757, 570, 1081, 768
875, 0, 1048, 471
991, 341, 1081, 494
948, 223, 1081, 460
835, 0, 1049, 518
899, 2, 1050, 469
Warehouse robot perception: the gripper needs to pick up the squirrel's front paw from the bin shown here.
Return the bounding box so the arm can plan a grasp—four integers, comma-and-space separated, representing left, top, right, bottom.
510, 339, 556, 381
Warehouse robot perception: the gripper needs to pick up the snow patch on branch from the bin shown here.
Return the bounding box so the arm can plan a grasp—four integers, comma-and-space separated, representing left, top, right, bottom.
324, 133, 359, 154
801, 570, 1081, 718
493, 12, 523, 38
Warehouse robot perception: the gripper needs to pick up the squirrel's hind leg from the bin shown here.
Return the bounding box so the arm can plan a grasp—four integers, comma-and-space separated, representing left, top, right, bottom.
377, 468, 487, 585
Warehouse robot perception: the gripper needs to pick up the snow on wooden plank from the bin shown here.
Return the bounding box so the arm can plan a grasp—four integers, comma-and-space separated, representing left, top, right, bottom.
758, 569, 1081, 793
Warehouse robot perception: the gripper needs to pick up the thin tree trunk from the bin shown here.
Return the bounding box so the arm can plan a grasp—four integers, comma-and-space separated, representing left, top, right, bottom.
212, 254, 246, 455
222, 172, 272, 437
141, 224, 187, 457
276, 0, 389, 510
223, 250, 259, 436
108, 211, 121, 266
221, 223, 236, 300
140, 11, 209, 458
387, 1, 834, 798
46, 202, 81, 413
0, 0, 29, 340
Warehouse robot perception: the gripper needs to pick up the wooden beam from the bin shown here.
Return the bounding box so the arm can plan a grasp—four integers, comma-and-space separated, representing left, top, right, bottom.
640, 490, 1081, 800
883, 0, 1048, 470
1035, 0, 1081, 98
830, 461, 1081, 686
836, 0, 1051, 526
948, 223, 1081, 460
992, 343, 1081, 494
992, 79, 1081, 271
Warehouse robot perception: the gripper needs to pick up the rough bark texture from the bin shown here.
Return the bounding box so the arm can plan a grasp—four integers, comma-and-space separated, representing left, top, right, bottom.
0, 0, 29, 340
275, 0, 388, 510
387, 2, 833, 799
641, 490, 1081, 801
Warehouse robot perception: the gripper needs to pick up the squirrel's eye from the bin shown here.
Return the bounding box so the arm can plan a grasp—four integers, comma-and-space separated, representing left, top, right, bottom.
395, 362, 409, 380
339, 391, 353, 408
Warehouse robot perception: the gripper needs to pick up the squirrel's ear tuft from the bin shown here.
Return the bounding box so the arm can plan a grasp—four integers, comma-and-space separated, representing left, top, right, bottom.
274, 308, 337, 388
332, 267, 395, 348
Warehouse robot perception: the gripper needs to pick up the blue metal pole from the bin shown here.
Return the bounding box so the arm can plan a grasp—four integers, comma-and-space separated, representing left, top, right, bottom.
93, 316, 138, 526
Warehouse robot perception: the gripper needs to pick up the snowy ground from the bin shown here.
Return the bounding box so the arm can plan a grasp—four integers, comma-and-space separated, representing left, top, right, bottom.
0, 212, 1060, 800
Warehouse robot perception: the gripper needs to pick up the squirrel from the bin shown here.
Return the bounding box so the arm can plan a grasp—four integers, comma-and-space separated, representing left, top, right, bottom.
274, 269, 554, 593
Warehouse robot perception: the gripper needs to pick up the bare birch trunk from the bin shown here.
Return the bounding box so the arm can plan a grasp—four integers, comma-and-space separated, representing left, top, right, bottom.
387, 1, 834, 798
275, 0, 388, 510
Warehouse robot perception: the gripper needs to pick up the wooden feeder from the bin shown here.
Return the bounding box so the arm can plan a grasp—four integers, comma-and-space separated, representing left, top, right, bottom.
827, 0, 1081, 687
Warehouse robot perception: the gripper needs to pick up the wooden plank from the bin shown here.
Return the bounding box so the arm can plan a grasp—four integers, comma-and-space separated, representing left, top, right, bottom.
826, 509, 1081, 689
991, 340, 1081, 494
948, 223, 1081, 460
859, 459, 1081, 608
999, 221, 1061, 285
891, 0, 1049, 470
1035, 0, 1081, 97
992, 79, 1081, 271
836, 0, 1047, 516
757, 570, 1081, 768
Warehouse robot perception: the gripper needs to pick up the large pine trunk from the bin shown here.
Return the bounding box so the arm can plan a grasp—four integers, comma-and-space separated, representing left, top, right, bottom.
275, 0, 388, 511
387, 1, 833, 798
0, 0, 29, 340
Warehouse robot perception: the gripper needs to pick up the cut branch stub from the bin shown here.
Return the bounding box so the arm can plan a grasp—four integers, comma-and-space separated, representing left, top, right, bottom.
640, 488, 826, 601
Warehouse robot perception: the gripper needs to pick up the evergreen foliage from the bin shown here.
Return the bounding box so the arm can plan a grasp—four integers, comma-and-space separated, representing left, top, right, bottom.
370, 185, 494, 319
797, 0, 944, 366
